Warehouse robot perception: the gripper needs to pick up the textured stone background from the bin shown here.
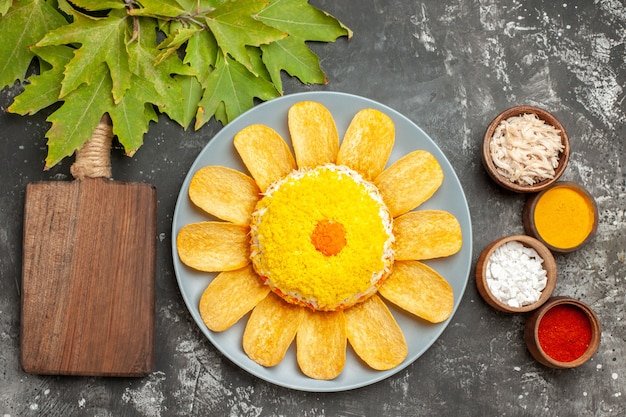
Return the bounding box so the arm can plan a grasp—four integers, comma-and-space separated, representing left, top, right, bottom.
1, 1, 624, 416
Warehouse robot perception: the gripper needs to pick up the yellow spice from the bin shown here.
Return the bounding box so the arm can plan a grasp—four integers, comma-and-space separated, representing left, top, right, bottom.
533, 185, 595, 249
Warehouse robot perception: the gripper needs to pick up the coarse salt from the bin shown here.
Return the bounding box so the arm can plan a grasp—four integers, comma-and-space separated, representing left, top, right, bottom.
486, 241, 547, 308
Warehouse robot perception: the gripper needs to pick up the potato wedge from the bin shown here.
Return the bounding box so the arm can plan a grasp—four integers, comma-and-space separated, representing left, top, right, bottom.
189, 166, 260, 226
375, 150, 443, 217
288, 101, 340, 169
336, 109, 394, 181
393, 210, 462, 260
199, 265, 270, 332
344, 295, 407, 370
378, 260, 454, 323
176, 222, 250, 272
243, 292, 304, 367
233, 124, 296, 192
296, 310, 346, 380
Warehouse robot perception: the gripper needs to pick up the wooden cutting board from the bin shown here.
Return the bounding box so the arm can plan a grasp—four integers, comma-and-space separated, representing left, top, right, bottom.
20, 177, 157, 376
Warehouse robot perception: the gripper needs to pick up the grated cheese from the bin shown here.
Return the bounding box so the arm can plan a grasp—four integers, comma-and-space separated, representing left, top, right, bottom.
490, 113, 564, 186
485, 241, 547, 308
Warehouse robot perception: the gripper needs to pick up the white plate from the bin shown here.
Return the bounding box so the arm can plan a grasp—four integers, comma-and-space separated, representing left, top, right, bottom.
172, 91, 472, 392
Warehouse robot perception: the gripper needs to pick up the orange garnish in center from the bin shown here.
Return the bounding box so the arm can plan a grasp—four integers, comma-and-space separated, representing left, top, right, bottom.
311, 219, 347, 256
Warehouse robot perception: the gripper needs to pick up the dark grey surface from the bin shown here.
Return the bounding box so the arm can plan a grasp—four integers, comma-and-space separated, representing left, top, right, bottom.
1, 1, 624, 416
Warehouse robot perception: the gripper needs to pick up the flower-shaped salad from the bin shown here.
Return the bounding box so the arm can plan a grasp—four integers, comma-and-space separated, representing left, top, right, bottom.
176, 101, 462, 380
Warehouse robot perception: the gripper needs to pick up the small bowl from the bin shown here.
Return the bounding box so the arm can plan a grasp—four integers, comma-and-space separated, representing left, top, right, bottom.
476, 235, 557, 313
523, 181, 598, 253
482, 105, 570, 193
524, 296, 601, 368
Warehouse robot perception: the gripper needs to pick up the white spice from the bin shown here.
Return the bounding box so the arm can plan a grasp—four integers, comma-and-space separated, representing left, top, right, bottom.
485, 241, 547, 308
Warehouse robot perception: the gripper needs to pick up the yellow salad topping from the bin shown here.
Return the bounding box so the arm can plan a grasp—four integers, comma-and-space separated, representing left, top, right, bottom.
250, 165, 394, 311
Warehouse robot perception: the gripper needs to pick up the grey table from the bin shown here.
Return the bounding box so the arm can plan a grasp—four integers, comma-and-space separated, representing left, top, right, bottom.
1, 1, 624, 416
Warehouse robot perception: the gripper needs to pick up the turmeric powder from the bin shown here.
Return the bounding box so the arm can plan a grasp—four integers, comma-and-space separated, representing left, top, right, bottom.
533, 184, 596, 250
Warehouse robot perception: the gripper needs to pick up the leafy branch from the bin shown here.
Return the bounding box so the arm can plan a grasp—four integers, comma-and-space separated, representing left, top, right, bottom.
0, 0, 351, 169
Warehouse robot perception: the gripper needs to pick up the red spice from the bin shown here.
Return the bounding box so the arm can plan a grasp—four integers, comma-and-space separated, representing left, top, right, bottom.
538, 304, 592, 362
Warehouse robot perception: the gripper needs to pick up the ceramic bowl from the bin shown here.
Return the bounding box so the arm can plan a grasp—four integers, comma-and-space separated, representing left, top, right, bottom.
482, 105, 570, 193
523, 181, 598, 253
475, 235, 557, 313
524, 296, 601, 368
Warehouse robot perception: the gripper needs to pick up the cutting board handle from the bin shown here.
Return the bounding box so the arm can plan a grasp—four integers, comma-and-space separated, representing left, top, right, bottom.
70, 114, 113, 180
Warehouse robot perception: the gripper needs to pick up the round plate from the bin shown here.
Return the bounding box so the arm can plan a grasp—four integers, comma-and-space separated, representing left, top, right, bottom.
172, 91, 473, 392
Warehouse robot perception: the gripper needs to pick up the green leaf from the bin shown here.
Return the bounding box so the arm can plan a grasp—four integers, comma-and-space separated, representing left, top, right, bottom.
261, 35, 325, 94
195, 53, 279, 128
176, 0, 226, 11
44, 63, 114, 169
247, 46, 272, 83
126, 17, 196, 128
127, 17, 194, 94
183, 28, 218, 84
214, 100, 227, 123
128, 0, 188, 18
44, 64, 162, 166
0, 0, 67, 88
253, 0, 351, 94
56, 0, 80, 17
2, 0, 352, 168
37, 9, 132, 103
69, 0, 126, 11
0, 0, 12, 16
8, 45, 74, 115
156, 25, 202, 65
256, 0, 352, 41
165, 75, 203, 129
204, 0, 286, 71
109, 76, 159, 156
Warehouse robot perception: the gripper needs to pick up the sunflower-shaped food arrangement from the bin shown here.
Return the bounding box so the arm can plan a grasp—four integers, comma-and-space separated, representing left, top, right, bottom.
176, 101, 462, 380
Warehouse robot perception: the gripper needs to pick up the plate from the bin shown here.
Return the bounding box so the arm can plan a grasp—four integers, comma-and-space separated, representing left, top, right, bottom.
172, 91, 472, 392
